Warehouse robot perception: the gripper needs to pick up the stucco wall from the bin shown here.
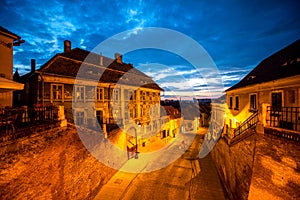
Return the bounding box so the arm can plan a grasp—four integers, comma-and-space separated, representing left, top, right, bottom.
0, 34, 14, 107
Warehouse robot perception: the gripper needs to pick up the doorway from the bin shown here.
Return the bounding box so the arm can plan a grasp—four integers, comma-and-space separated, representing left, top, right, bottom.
96, 110, 103, 125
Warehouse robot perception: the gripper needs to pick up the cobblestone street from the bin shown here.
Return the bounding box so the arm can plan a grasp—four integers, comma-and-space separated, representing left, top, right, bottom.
95, 130, 228, 200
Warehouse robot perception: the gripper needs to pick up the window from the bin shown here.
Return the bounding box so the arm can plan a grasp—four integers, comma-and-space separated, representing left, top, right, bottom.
51, 84, 63, 100
76, 111, 84, 125
271, 92, 282, 111
140, 91, 146, 101
250, 94, 257, 111
234, 96, 239, 110
140, 91, 143, 101
75, 86, 84, 101
128, 90, 133, 101
140, 106, 143, 116
85, 86, 95, 99
96, 87, 103, 101
229, 96, 233, 109
135, 106, 138, 118
113, 109, 119, 119
114, 89, 120, 101
129, 108, 134, 119
104, 88, 109, 100
288, 90, 296, 104
64, 84, 73, 99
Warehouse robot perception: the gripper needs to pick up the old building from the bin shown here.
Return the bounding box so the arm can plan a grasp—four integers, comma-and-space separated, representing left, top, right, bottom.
180, 102, 201, 133
161, 105, 182, 138
224, 39, 300, 138
0, 26, 24, 107
19, 40, 163, 137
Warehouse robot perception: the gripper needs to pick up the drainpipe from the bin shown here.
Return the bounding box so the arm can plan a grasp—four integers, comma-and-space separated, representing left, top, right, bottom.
36, 71, 44, 105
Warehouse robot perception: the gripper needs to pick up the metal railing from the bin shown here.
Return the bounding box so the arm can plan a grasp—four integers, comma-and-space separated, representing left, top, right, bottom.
267, 106, 300, 132
0, 106, 57, 136
233, 111, 258, 137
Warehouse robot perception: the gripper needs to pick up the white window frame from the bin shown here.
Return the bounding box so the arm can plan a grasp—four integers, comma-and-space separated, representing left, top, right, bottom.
75, 86, 85, 102
51, 84, 64, 101
114, 88, 120, 101
96, 87, 104, 101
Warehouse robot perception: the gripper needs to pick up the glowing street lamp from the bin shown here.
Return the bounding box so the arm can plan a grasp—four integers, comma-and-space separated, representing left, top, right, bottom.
136, 122, 141, 159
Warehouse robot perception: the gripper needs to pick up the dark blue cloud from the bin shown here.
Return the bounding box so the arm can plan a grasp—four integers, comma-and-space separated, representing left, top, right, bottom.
1, 0, 299, 98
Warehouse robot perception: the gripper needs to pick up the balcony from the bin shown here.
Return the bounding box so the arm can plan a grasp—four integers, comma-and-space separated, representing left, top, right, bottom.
266, 106, 300, 132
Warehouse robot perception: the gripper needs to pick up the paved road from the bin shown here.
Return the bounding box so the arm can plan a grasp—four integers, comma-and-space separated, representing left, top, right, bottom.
94, 131, 227, 200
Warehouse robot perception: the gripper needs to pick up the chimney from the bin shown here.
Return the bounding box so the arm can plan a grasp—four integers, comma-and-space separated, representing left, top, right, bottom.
114, 53, 123, 64
100, 53, 103, 66
31, 59, 36, 73
64, 40, 71, 52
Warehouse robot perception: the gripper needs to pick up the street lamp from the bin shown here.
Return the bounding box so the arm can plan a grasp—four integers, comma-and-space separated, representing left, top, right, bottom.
136, 122, 141, 159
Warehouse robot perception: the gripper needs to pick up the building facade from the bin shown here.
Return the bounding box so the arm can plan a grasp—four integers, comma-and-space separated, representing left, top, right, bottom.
19, 40, 163, 137
161, 105, 182, 138
224, 39, 300, 138
0, 26, 24, 107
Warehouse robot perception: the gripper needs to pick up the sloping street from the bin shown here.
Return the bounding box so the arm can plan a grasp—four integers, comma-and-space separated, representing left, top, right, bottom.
95, 129, 228, 200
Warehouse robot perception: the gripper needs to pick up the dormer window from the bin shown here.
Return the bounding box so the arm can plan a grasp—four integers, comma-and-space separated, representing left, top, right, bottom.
51, 84, 63, 100
282, 58, 300, 67
247, 76, 256, 81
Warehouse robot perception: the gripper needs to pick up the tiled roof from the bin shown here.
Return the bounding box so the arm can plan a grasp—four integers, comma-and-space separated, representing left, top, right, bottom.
38, 48, 163, 90
226, 39, 300, 92
0, 26, 21, 40
162, 106, 181, 119
180, 102, 201, 120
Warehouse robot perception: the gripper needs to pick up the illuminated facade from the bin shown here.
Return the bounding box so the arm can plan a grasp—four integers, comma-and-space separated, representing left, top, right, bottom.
224, 39, 300, 137
160, 106, 182, 138
0, 26, 24, 107
19, 40, 163, 136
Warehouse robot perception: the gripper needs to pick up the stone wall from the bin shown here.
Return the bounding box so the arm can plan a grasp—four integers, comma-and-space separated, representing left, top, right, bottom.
210, 134, 256, 200
248, 129, 300, 200
0, 124, 119, 200
211, 128, 300, 200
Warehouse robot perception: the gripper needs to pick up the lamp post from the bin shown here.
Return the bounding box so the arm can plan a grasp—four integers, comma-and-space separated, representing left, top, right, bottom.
136, 122, 141, 159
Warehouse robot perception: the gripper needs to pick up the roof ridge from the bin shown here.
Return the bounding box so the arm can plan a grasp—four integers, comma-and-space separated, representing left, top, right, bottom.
226, 39, 300, 92
0, 26, 21, 40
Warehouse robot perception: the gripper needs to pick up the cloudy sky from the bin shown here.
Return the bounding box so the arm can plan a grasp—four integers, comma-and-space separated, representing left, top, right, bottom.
1, 0, 299, 99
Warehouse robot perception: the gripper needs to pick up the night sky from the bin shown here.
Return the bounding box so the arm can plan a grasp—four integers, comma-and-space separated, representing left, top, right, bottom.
1, 0, 299, 99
